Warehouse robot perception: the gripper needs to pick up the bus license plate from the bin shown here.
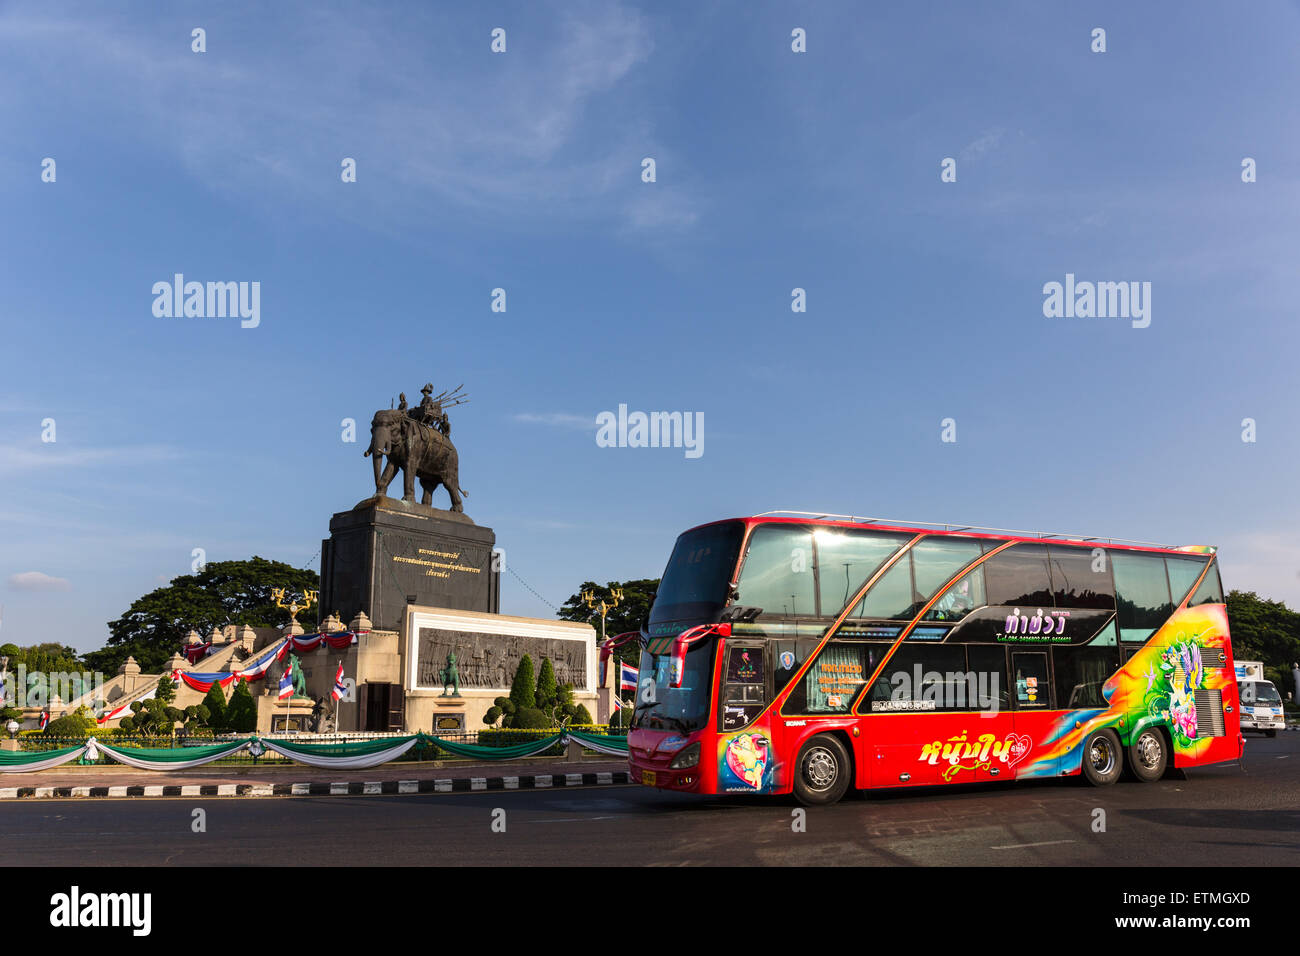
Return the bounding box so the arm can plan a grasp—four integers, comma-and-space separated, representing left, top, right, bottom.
641, 770, 656, 786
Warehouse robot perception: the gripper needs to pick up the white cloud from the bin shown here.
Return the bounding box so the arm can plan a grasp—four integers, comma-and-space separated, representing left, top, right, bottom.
0, 2, 692, 233
0, 442, 179, 476
960, 128, 1005, 161
513, 412, 596, 431
8, 571, 71, 592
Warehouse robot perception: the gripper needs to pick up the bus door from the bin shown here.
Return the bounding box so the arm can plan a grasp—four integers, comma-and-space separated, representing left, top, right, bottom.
1010, 651, 1057, 778
719, 643, 767, 732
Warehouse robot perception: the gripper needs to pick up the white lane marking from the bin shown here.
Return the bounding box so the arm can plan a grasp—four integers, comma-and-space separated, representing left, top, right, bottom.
990, 839, 1076, 850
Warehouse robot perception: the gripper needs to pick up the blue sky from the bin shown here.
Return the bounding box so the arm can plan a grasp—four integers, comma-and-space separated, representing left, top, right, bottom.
2, 1, 1299, 654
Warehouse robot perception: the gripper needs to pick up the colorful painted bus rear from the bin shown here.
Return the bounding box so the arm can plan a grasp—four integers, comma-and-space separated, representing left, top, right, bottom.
628, 512, 1242, 805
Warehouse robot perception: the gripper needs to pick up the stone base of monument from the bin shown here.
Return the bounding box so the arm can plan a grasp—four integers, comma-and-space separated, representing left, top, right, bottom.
259, 696, 316, 735
319, 497, 500, 633
429, 697, 467, 734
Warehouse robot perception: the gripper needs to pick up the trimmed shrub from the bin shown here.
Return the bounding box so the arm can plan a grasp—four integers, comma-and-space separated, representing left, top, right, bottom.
44, 712, 94, 736
201, 682, 228, 729
511, 707, 551, 729
509, 655, 536, 710
535, 658, 557, 711
225, 678, 258, 733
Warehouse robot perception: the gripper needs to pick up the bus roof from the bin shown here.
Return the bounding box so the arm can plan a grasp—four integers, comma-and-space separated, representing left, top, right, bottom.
685, 511, 1214, 557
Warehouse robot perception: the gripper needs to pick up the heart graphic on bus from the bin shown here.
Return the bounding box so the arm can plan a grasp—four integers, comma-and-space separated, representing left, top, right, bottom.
1005, 733, 1032, 768
723, 733, 770, 790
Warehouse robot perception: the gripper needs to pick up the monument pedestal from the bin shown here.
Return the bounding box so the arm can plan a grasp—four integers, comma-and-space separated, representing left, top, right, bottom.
264, 697, 316, 734
320, 496, 499, 632
430, 696, 467, 733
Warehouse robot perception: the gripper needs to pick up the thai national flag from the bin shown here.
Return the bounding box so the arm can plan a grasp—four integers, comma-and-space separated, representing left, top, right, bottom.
331, 662, 346, 702
611, 694, 623, 711
619, 661, 639, 691
38, 710, 49, 730
277, 665, 293, 700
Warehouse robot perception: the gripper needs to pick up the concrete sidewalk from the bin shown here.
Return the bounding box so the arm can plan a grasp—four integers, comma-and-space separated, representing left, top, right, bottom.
0, 755, 630, 800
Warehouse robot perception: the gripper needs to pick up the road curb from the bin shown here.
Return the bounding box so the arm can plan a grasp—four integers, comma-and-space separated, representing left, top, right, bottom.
0, 771, 632, 800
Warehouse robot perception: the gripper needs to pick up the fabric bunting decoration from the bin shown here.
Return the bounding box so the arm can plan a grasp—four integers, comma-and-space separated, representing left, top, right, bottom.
259, 735, 422, 770
288, 631, 365, 653
97, 686, 157, 725
565, 729, 630, 757
0, 730, 628, 773
182, 642, 212, 665
175, 671, 240, 694
92, 738, 252, 770
232, 638, 289, 681
0, 744, 89, 773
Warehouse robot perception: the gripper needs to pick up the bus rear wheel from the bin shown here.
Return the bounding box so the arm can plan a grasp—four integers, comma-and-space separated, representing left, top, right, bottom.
1081, 729, 1122, 786
1127, 728, 1167, 783
793, 734, 851, 806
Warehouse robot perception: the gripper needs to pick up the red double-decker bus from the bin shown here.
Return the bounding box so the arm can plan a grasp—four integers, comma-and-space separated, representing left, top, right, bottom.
628, 512, 1243, 805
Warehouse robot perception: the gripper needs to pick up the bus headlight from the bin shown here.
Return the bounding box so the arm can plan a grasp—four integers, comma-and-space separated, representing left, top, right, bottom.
668, 742, 700, 769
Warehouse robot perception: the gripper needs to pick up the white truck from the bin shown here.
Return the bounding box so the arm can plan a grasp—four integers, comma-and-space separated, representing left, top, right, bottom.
1235, 661, 1285, 737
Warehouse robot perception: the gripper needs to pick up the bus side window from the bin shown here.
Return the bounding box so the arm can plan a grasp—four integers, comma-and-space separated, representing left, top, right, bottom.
1112, 551, 1173, 642
1189, 561, 1225, 606
966, 645, 1009, 711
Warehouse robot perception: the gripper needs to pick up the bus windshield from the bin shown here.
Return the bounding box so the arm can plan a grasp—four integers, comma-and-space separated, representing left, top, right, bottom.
632, 642, 717, 734
648, 522, 744, 628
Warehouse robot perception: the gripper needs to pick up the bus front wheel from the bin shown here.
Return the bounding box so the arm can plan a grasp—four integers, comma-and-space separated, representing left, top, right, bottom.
1080, 729, 1122, 786
1127, 728, 1167, 783
793, 734, 851, 806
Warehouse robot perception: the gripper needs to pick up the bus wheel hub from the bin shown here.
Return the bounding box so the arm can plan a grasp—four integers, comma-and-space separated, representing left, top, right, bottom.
804, 748, 837, 789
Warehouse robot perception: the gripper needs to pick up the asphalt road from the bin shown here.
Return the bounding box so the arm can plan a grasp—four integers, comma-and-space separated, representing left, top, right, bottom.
5, 733, 1296, 867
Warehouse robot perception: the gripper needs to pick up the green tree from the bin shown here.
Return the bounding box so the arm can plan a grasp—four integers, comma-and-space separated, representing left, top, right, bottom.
535, 658, 557, 712
510, 654, 536, 710
201, 682, 228, 730
1227, 590, 1300, 697
558, 579, 658, 636
155, 673, 176, 705
84, 556, 320, 674
225, 678, 258, 733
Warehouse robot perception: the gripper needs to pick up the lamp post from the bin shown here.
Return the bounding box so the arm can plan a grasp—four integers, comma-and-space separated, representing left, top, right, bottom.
582, 587, 624, 722
271, 588, 318, 732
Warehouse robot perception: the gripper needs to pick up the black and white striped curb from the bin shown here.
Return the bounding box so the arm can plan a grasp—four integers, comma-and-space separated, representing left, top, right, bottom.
0, 770, 632, 800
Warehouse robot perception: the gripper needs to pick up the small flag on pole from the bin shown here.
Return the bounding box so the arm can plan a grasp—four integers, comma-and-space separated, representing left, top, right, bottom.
619, 661, 639, 691
277, 665, 293, 700
331, 662, 346, 702
38, 710, 49, 730
611, 694, 623, 711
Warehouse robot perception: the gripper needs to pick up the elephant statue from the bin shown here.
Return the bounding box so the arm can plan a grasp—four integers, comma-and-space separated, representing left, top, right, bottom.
364, 409, 468, 511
